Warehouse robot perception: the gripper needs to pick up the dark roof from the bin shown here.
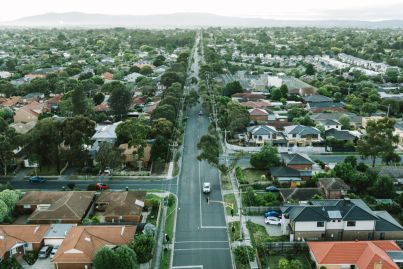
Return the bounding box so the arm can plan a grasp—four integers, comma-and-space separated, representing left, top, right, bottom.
374, 211, 403, 232
311, 112, 362, 125
247, 125, 278, 135
372, 166, 403, 179
325, 129, 357, 141
303, 95, 333, 103
284, 125, 321, 136
318, 178, 350, 191
282, 199, 379, 222
271, 167, 301, 177
324, 119, 341, 125
280, 188, 324, 201
281, 152, 315, 165
308, 102, 344, 109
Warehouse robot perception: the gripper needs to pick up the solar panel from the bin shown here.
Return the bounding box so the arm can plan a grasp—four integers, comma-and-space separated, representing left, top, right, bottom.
328, 210, 342, 219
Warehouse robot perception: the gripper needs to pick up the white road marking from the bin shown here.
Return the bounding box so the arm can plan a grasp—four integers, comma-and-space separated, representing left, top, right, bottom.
172, 265, 203, 269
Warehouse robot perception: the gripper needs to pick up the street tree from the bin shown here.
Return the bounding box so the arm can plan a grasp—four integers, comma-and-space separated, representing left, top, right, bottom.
130, 234, 155, 263
250, 145, 280, 170
197, 133, 220, 166
151, 118, 174, 139
161, 72, 181, 88
357, 118, 398, 167
152, 104, 177, 123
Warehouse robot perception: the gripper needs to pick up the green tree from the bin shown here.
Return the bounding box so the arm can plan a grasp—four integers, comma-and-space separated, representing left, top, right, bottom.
153, 55, 166, 66
250, 145, 280, 170
234, 246, 255, 265
152, 104, 177, 123
223, 81, 243, 97
0, 200, 8, 222
371, 176, 396, 199
185, 90, 199, 108
197, 134, 220, 166
151, 118, 174, 139
93, 92, 105, 105
161, 72, 181, 88
271, 88, 282, 101
93, 247, 117, 269
115, 245, 139, 269
344, 156, 357, 168
130, 234, 155, 263
116, 119, 150, 157
109, 84, 132, 119
278, 258, 289, 269
289, 259, 304, 269
0, 190, 20, 211
357, 118, 398, 167
280, 84, 288, 98
339, 115, 351, 130
95, 143, 122, 171
0, 128, 19, 176
305, 63, 316, 75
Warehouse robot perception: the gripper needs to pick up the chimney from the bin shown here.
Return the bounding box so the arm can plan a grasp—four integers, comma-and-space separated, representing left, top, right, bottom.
374, 260, 383, 269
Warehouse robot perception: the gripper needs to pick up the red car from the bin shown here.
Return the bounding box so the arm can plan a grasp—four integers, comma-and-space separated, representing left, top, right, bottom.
95, 183, 109, 190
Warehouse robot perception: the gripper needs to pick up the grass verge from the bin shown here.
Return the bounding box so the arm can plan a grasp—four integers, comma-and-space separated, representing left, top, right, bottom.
228, 221, 241, 242
224, 193, 238, 215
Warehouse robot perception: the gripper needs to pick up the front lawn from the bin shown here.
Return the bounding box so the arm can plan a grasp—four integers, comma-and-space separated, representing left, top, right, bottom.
242, 169, 268, 183
268, 255, 312, 269
247, 222, 288, 246
224, 193, 238, 215
228, 221, 241, 242
160, 249, 172, 269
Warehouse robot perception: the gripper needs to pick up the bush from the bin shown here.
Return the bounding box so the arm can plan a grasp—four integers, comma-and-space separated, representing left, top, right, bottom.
23, 252, 38, 265
234, 246, 255, 265
87, 184, 97, 191
235, 166, 247, 184
168, 194, 176, 207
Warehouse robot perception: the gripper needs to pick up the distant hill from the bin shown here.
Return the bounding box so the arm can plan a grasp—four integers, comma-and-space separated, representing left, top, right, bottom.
2, 12, 403, 28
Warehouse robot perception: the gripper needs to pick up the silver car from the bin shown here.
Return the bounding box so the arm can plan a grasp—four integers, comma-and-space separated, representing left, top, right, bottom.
38, 245, 53, 259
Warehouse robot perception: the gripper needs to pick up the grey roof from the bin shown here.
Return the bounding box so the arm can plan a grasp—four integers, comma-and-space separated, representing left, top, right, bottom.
44, 224, 75, 239
318, 178, 350, 191
91, 122, 121, 141
247, 125, 278, 135
311, 112, 362, 125
271, 167, 301, 177
281, 152, 315, 165
280, 188, 324, 201
374, 211, 403, 232
387, 251, 403, 262
308, 102, 344, 109
303, 95, 333, 103
373, 166, 403, 179
325, 129, 357, 141
324, 119, 341, 126
283, 199, 379, 222
284, 125, 321, 136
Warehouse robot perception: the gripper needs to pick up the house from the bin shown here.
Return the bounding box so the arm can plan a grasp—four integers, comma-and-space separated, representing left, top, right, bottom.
282, 199, 403, 241
0, 225, 49, 262
323, 119, 341, 131
95, 191, 146, 223
283, 125, 322, 147
246, 125, 282, 145
308, 241, 402, 269
0, 96, 22, 107
280, 188, 324, 202
16, 191, 95, 224
232, 93, 266, 102
270, 167, 304, 183
239, 100, 272, 109
22, 92, 45, 102
372, 166, 403, 185
9, 121, 36, 134
324, 128, 359, 142
248, 108, 269, 122
288, 87, 317, 96
280, 152, 315, 171
90, 121, 122, 153
303, 95, 333, 103
303, 95, 344, 113
13, 101, 45, 123
101, 72, 114, 81
46, 94, 63, 111
43, 224, 75, 246
318, 178, 350, 199
53, 225, 136, 269
311, 112, 362, 128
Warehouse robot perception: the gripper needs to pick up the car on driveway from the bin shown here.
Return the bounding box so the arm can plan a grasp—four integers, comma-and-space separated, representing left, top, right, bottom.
38, 245, 53, 258
265, 186, 280, 192
50, 245, 59, 259
198, 110, 203, 116
264, 210, 281, 218
96, 183, 109, 191
29, 176, 46, 183
264, 216, 281, 226
202, 182, 211, 193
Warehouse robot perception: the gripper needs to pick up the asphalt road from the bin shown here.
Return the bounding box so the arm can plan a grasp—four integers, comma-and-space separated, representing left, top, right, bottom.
172, 33, 233, 269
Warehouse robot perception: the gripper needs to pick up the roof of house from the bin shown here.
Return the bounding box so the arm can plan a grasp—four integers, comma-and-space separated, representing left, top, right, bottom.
283, 199, 403, 231
281, 152, 315, 165
372, 166, 403, 179
325, 128, 358, 141
283, 125, 321, 136
318, 178, 350, 191
308, 102, 344, 110
9, 121, 37, 134
0, 225, 50, 257
96, 191, 146, 218
324, 119, 341, 126
248, 108, 268, 116
247, 125, 278, 135
240, 101, 272, 108
303, 95, 333, 103
0, 96, 22, 107
53, 225, 136, 264
91, 121, 121, 141
16, 101, 45, 117
308, 241, 401, 269
270, 167, 301, 178
280, 188, 324, 202
311, 112, 362, 125
18, 191, 95, 222
232, 93, 265, 100
44, 224, 75, 239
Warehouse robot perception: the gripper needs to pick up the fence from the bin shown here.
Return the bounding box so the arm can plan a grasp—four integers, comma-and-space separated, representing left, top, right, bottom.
243, 206, 281, 215
260, 241, 308, 251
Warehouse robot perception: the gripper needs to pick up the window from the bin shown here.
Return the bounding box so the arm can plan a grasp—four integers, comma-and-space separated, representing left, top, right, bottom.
347, 221, 356, 227
317, 221, 324, 227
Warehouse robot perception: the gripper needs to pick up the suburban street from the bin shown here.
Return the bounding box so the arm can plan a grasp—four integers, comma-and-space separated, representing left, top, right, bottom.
172, 33, 233, 269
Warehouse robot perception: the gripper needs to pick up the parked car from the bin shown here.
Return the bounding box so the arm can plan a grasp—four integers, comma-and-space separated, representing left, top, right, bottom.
264, 210, 281, 218
38, 245, 53, 258
29, 176, 46, 183
95, 183, 109, 190
50, 245, 59, 259
202, 182, 211, 193
265, 186, 280, 192
198, 110, 203, 116
264, 217, 281, 226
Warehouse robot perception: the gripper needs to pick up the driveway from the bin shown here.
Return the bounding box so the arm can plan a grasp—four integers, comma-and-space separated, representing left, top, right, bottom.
21, 257, 53, 269
246, 216, 283, 236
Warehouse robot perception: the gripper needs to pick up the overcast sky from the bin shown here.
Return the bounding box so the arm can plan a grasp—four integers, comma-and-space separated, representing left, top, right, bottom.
1, 0, 403, 21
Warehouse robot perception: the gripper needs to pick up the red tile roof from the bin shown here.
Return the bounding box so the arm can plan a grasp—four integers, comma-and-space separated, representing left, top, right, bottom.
248, 108, 268, 116
308, 241, 400, 269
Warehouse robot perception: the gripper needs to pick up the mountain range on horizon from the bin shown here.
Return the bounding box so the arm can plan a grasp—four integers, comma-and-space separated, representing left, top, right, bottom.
1, 12, 403, 28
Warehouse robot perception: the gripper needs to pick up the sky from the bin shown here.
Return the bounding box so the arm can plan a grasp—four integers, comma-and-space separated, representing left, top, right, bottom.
0, 0, 403, 21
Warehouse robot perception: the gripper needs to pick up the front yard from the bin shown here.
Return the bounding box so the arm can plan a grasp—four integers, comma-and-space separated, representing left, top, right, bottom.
267, 255, 312, 269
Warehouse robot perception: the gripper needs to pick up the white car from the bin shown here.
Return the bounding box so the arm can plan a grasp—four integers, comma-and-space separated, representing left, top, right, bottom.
265, 216, 281, 225
202, 182, 211, 193
50, 245, 59, 259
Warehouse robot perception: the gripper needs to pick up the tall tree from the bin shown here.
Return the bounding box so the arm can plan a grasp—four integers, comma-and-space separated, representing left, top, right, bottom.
250, 145, 280, 170
116, 119, 150, 157
109, 83, 132, 119
0, 127, 19, 176
357, 118, 398, 167
130, 234, 155, 264
115, 245, 139, 269
93, 247, 117, 269
95, 143, 122, 171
